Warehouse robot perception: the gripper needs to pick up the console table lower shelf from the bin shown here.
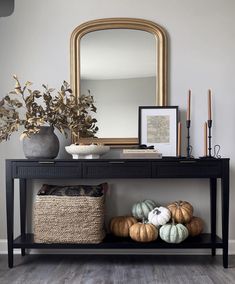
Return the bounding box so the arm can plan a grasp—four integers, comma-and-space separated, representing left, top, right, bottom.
14, 233, 223, 249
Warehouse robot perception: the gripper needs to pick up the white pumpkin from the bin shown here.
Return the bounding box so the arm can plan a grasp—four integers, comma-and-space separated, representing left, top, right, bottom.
148, 206, 171, 227
159, 222, 189, 243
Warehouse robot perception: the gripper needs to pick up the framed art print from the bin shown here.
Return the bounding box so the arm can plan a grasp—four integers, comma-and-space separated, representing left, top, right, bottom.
138, 106, 178, 156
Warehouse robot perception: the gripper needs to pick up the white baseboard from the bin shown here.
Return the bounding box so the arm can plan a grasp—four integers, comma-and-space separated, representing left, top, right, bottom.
230, 240, 235, 254
1, 239, 235, 255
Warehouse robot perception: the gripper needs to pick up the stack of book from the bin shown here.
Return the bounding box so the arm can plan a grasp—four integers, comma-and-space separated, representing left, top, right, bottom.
121, 149, 162, 159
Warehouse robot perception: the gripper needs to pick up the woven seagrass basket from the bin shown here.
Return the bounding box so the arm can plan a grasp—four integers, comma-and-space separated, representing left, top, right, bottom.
33, 195, 105, 243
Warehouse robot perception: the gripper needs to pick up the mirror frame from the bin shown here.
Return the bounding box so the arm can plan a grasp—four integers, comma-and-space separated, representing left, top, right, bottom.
70, 18, 168, 146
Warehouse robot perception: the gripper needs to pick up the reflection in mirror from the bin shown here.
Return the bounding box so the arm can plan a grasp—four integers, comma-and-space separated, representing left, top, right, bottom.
80, 29, 157, 138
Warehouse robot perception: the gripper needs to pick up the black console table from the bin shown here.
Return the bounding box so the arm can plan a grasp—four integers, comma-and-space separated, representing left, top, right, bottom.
5, 158, 230, 268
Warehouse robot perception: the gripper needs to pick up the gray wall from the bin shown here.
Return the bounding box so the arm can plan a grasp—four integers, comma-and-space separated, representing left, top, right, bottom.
0, 0, 235, 249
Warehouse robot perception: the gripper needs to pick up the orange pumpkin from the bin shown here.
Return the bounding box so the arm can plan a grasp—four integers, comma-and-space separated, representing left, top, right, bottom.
129, 222, 158, 242
186, 216, 204, 236
167, 200, 193, 223
110, 216, 137, 237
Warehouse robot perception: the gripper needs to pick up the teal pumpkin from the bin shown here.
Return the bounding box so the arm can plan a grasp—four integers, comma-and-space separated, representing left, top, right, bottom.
159, 222, 188, 243
132, 199, 157, 220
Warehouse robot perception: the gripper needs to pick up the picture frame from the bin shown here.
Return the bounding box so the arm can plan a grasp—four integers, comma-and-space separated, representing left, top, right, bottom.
138, 106, 178, 156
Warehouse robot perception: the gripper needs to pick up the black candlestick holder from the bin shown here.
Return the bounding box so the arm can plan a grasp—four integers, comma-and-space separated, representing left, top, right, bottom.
207, 119, 217, 158
200, 121, 212, 159
208, 119, 212, 157
200, 119, 221, 159
186, 120, 192, 159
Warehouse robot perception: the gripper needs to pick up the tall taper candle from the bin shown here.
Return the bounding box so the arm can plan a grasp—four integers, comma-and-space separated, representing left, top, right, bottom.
177, 121, 182, 156
187, 89, 191, 120
208, 89, 212, 120
204, 122, 208, 156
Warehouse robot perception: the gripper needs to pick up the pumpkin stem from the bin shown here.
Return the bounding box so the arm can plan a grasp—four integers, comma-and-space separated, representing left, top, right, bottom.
153, 208, 161, 215
172, 218, 175, 225
177, 201, 182, 208
142, 218, 148, 224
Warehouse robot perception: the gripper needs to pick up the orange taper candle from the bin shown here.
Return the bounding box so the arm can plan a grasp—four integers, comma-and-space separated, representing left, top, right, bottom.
208, 89, 212, 120
187, 90, 191, 121
177, 122, 182, 156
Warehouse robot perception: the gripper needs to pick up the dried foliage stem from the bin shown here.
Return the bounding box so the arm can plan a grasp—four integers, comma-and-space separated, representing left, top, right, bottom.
0, 76, 98, 142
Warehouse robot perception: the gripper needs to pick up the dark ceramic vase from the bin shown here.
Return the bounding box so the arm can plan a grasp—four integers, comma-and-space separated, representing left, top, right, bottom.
22, 126, 59, 159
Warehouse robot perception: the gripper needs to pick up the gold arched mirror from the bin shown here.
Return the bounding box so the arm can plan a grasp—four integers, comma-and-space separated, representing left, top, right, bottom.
70, 18, 168, 146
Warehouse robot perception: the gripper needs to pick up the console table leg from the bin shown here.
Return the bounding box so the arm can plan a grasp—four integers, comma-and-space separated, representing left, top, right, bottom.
20, 179, 27, 256
210, 178, 217, 256
221, 160, 229, 268
6, 161, 14, 268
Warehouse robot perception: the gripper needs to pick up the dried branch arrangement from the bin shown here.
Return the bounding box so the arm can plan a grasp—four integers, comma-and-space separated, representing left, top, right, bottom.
0, 76, 98, 142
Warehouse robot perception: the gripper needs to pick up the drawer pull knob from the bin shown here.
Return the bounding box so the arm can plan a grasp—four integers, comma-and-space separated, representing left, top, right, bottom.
38, 161, 55, 164
109, 161, 125, 164
179, 161, 196, 164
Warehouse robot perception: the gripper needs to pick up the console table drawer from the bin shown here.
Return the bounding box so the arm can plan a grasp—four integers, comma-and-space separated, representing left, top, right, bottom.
152, 161, 222, 178
12, 161, 82, 178
83, 161, 151, 178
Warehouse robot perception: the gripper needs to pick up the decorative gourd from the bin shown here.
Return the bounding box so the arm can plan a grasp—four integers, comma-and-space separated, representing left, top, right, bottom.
148, 206, 171, 227
186, 216, 204, 237
129, 222, 158, 242
167, 200, 193, 223
110, 216, 137, 237
132, 199, 157, 220
159, 221, 188, 243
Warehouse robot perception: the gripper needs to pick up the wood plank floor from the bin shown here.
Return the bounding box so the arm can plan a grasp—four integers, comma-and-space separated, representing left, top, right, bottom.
0, 255, 235, 284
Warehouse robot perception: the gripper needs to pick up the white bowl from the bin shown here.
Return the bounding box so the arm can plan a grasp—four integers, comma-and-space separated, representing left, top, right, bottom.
65, 144, 110, 159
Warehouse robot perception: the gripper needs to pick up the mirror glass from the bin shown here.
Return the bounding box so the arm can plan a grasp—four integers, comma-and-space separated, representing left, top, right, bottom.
80, 29, 157, 138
